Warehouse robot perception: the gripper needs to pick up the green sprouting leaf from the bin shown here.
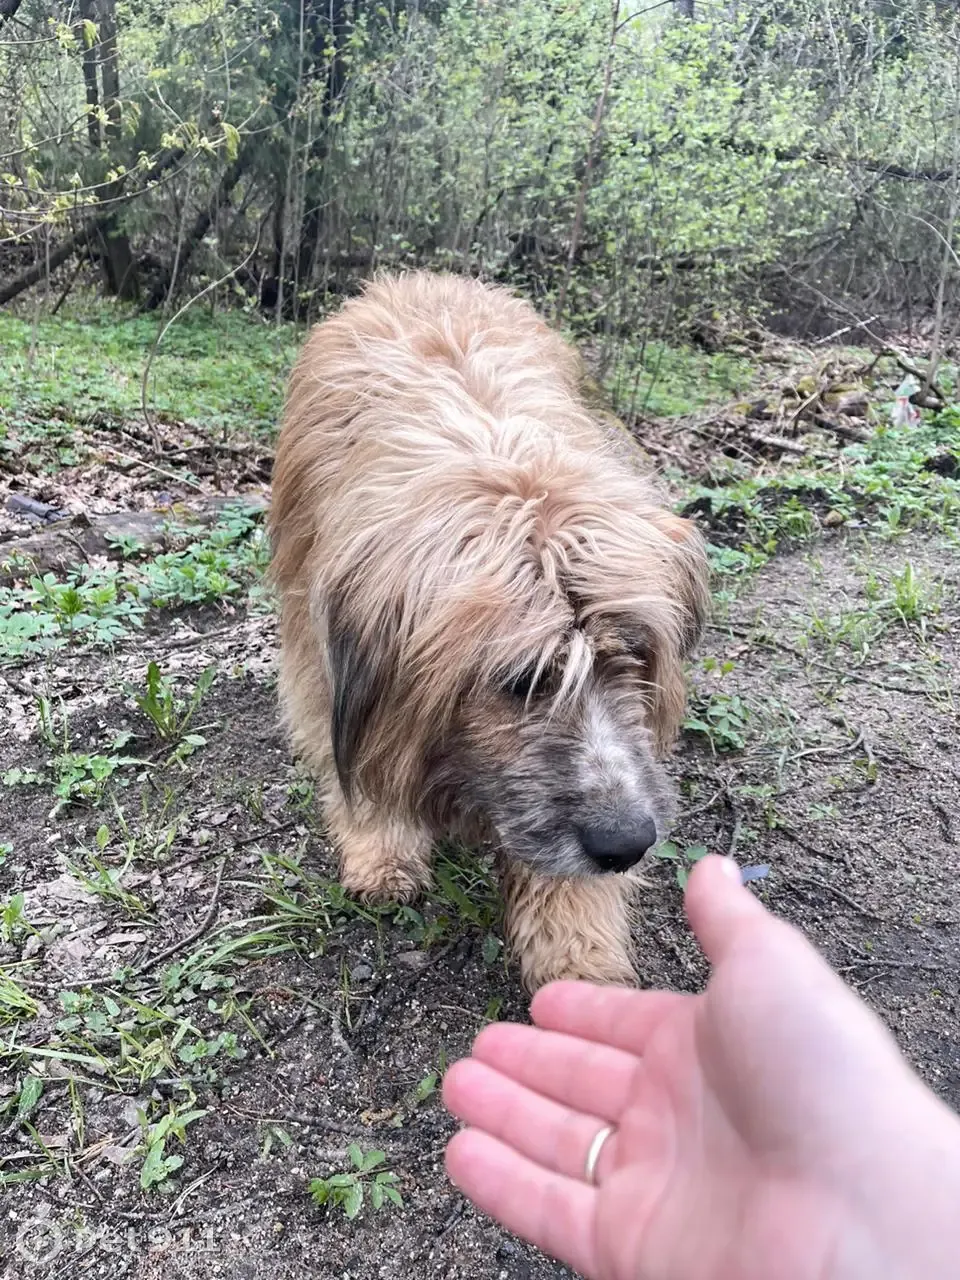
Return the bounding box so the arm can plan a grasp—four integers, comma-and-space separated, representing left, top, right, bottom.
16, 1075, 44, 1121
342, 1181, 363, 1219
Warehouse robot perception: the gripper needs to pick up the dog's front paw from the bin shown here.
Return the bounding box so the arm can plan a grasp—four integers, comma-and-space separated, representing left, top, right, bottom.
517, 946, 639, 994
340, 864, 431, 906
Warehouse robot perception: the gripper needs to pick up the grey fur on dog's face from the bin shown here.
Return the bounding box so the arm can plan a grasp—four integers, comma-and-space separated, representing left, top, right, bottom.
421, 649, 679, 878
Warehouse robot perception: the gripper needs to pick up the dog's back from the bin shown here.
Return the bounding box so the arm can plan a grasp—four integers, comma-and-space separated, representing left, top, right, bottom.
269, 271, 606, 589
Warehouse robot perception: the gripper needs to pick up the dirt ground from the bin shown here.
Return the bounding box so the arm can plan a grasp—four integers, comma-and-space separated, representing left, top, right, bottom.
1, 363, 958, 1279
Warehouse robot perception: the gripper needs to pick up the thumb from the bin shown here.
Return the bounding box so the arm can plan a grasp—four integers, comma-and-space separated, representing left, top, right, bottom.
683, 855, 772, 964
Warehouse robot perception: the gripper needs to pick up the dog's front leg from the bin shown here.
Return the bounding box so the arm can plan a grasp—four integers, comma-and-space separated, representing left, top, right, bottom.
497, 858, 639, 992
323, 787, 433, 905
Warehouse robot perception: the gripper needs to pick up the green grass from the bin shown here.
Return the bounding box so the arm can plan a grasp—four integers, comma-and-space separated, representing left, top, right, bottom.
0, 502, 269, 665
0, 306, 300, 438
684, 410, 960, 551
607, 341, 757, 418
309, 1145, 403, 1219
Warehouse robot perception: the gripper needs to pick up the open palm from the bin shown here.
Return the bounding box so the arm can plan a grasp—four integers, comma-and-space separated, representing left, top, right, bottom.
443, 857, 954, 1280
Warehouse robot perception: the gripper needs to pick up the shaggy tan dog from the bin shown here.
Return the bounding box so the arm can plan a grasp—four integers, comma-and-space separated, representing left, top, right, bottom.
270, 272, 709, 990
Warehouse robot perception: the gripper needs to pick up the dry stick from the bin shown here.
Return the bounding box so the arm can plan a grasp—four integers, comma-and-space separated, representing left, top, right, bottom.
781, 870, 886, 922
813, 314, 882, 346
161, 820, 299, 876
29, 858, 228, 991
224, 1104, 396, 1140
790, 729, 865, 764
134, 856, 227, 975
831, 669, 935, 698
746, 431, 808, 455
103, 443, 205, 492
810, 413, 870, 444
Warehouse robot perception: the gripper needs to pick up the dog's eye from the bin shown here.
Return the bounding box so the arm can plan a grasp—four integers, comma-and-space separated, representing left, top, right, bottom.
504, 667, 539, 701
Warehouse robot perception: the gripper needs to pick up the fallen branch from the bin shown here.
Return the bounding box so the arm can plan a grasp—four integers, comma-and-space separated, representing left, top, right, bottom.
134, 857, 226, 975
746, 431, 808, 455
809, 414, 871, 444
1, 493, 268, 581
0, 148, 185, 308
858, 348, 946, 404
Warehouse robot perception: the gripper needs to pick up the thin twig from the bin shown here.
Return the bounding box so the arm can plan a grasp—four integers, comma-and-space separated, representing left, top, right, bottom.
223, 1104, 400, 1140
140, 214, 267, 444
104, 444, 205, 492
781, 870, 886, 921
790, 729, 864, 764
134, 857, 226, 974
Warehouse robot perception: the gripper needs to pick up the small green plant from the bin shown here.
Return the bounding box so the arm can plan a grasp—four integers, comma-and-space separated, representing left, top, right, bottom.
308, 1145, 403, 1219
653, 841, 709, 889
413, 1071, 439, 1104
4, 1074, 44, 1125
105, 532, 147, 559
5, 699, 142, 814
774, 497, 819, 540
1, 893, 35, 945
134, 660, 215, 747
50, 750, 137, 813
67, 826, 151, 917
888, 562, 937, 626
683, 691, 750, 752
0, 971, 39, 1024
0, 567, 147, 663
860, 561, 941, 640
138, 1102, 208, 1191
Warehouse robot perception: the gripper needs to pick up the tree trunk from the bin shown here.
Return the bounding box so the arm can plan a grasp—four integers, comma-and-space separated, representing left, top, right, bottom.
97, 214, 140, 301
97, 0, 122, 143
295, 0, 351, 297
0, 231, 91, 307
143, 151, 251, 311
676, 0, 694, 15
77, 0, 102, 150
79, 0, 138, 300
0, 149, 183, 309
0, 0, 24, 25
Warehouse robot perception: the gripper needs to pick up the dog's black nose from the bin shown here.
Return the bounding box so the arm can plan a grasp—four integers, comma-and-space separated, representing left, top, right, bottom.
579, 817, 658, 873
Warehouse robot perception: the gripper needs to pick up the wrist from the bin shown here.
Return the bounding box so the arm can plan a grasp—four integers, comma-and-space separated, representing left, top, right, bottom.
832, 1091, 960, 1280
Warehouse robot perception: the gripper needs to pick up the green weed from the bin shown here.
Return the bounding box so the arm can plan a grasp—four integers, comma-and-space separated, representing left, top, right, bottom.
0, 567, 146, 662
683, 686, 751, 752
652, 841, 710, 889
68, 826, 152, 917
308, 1145, 403, 1219
1, 893, 32, 945
0, 971, 39, 1024
138, 1101, 208, 1191
134, 661, 215, 760
867, 561, 942, 631
0, 506, 268, 665
4, 703, 143, 814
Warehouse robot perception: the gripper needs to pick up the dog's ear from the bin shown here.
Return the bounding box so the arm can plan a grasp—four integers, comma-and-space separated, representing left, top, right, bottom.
652, 512, 710, 656
327, 589, 395, 800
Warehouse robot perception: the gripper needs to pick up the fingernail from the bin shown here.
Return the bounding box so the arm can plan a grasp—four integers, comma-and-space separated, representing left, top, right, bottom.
720, 856, 741, 883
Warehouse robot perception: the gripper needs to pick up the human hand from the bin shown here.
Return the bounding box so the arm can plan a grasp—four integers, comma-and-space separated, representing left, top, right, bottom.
443, 855, 960, 1280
